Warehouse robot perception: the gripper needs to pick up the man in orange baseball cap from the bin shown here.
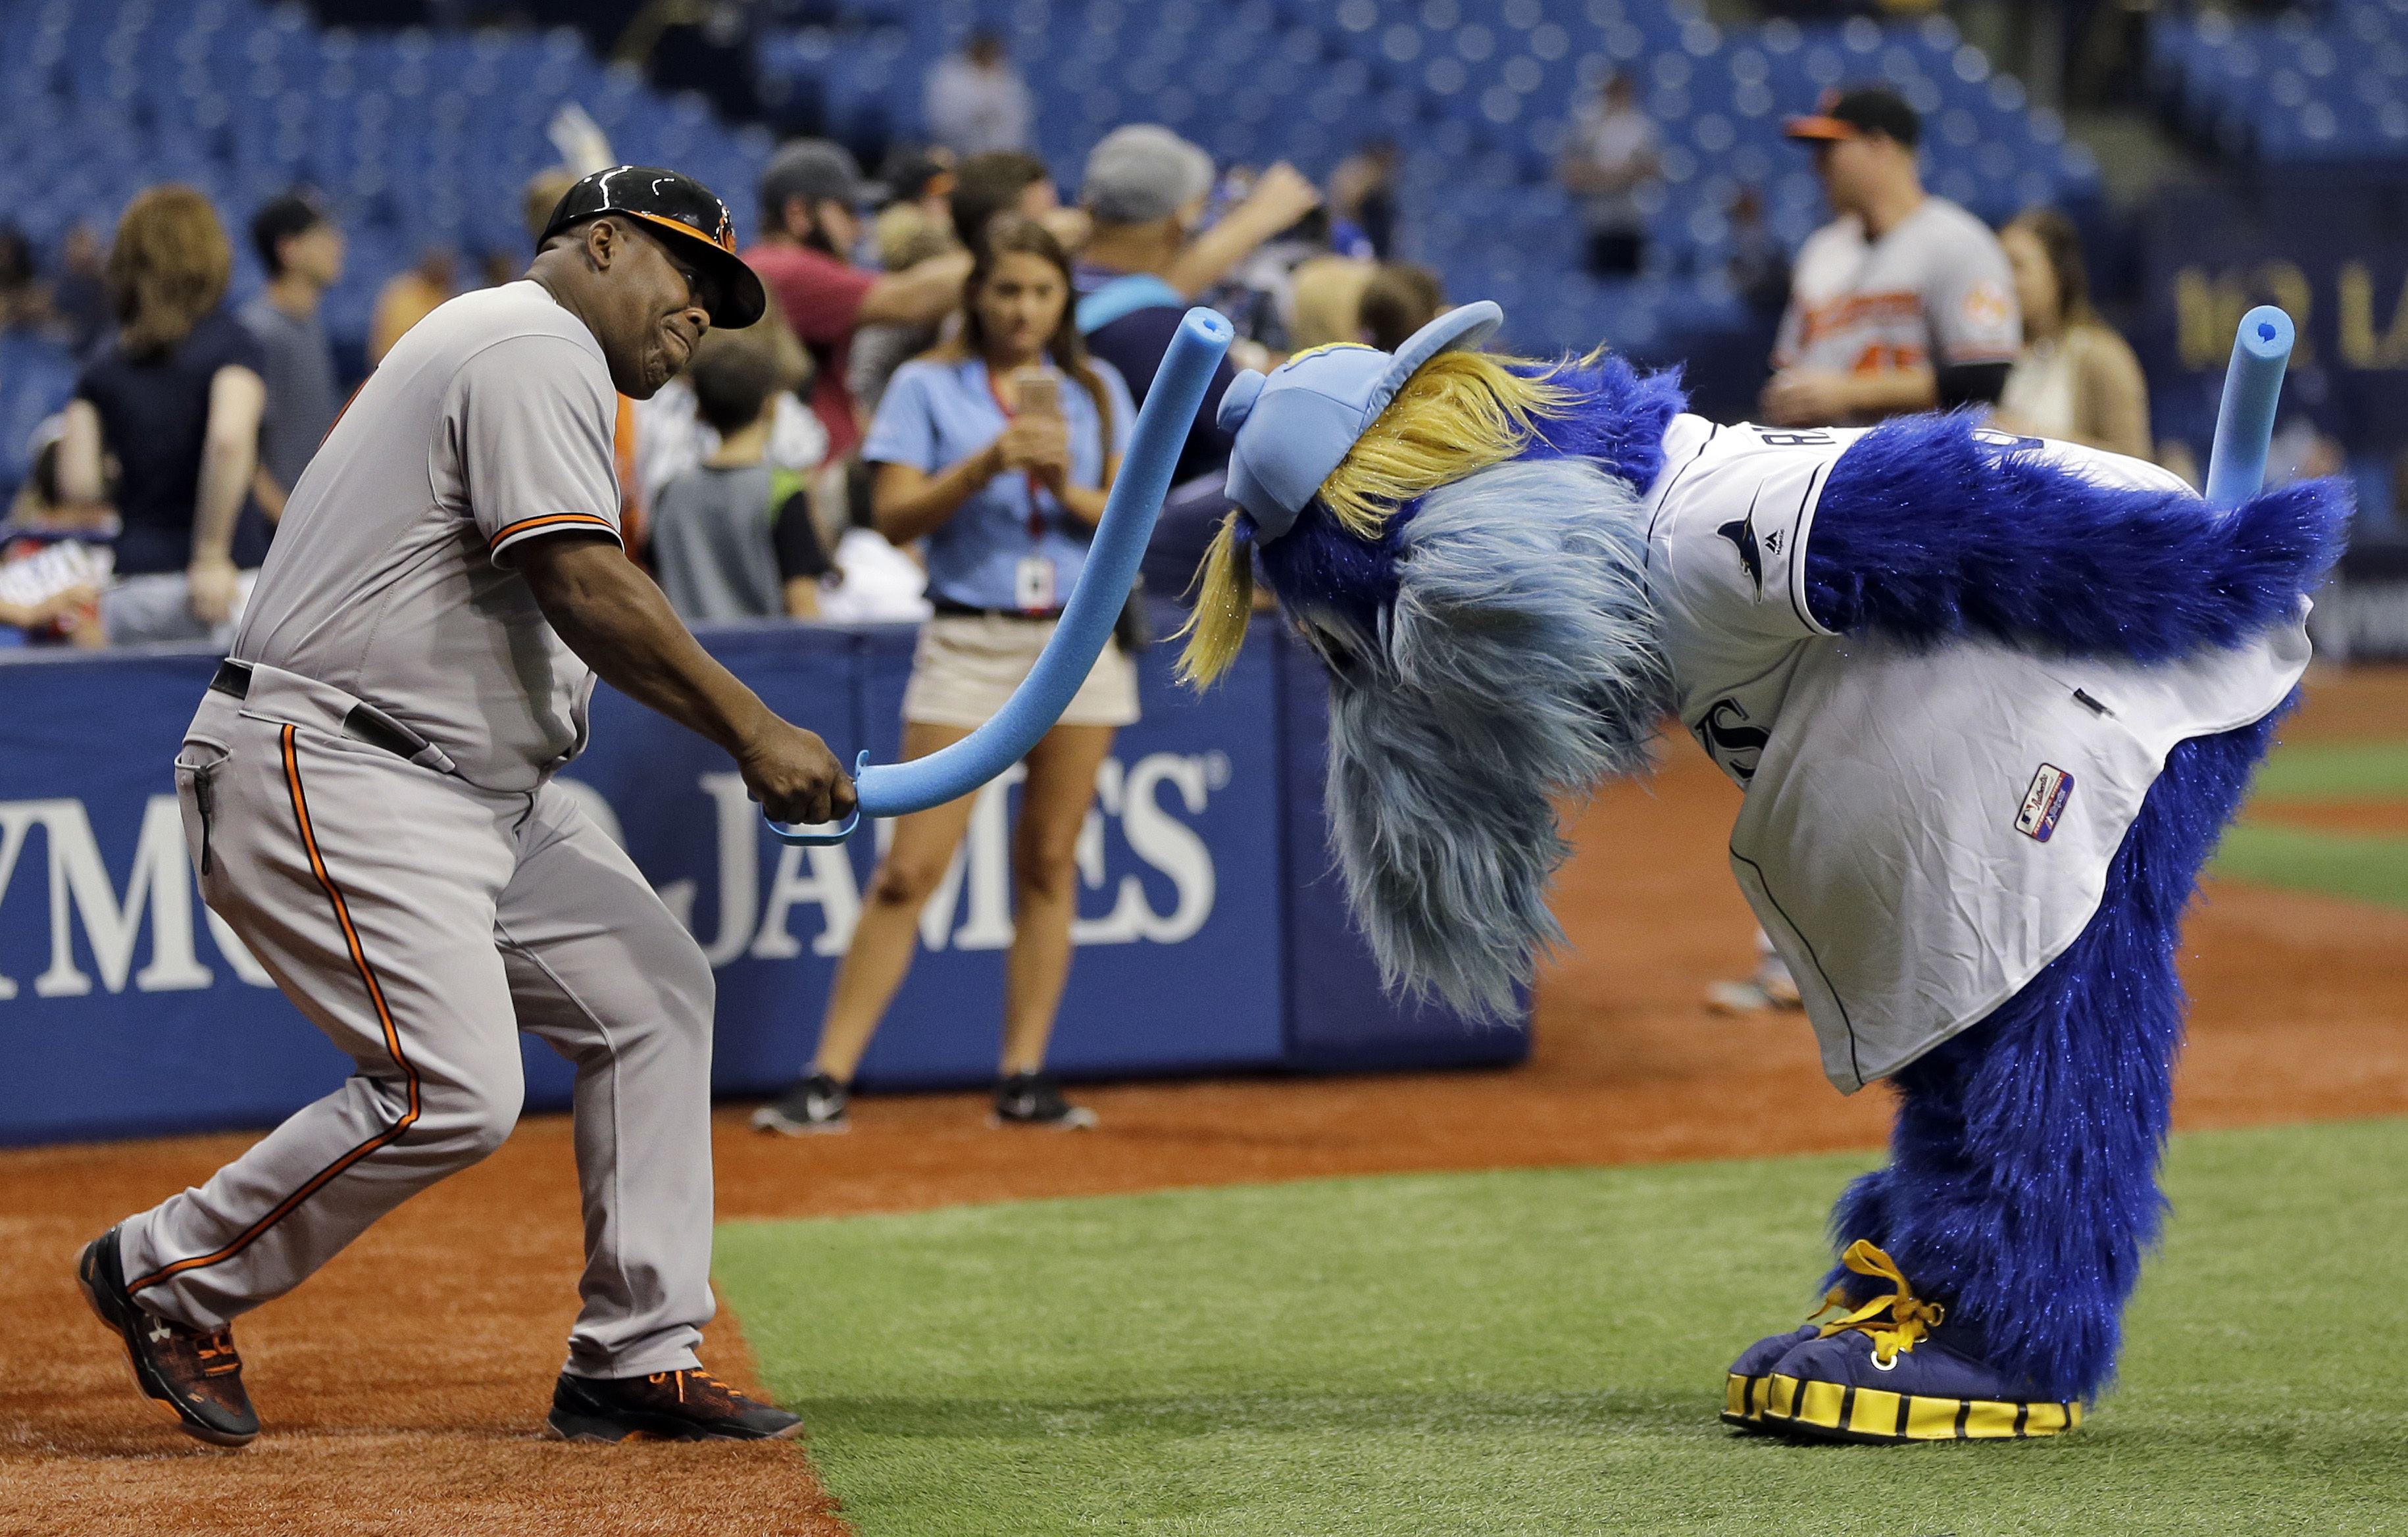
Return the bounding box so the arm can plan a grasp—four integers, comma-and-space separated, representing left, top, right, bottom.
1760, 84, 2019, 429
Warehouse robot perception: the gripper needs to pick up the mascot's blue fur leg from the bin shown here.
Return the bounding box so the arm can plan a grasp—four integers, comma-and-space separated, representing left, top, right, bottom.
1827, 700, 2288, 1402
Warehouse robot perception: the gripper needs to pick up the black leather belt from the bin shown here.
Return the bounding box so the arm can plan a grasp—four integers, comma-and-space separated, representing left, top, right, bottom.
209, 659, 436, 763
930, 598, 1064, 620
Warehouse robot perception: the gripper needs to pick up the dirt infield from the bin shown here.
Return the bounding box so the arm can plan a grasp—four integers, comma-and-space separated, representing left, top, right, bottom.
7, 668, 2405, 1536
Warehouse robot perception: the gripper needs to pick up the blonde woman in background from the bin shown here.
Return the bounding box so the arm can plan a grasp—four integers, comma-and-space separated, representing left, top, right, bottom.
59, 184, 268, 645
1286, 255, 1375, 353
1992, 208, 2151, 460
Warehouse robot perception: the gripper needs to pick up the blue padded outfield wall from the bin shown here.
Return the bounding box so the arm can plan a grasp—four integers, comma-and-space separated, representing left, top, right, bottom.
0, 615, 1524, 1146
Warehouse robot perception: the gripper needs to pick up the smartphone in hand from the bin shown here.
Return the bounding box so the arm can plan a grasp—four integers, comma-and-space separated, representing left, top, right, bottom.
1011, 370, 1061, 417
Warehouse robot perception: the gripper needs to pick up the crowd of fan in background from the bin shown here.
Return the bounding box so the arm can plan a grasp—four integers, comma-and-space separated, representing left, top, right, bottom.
0, 64, 1453, 651
0, 24, 2176, 655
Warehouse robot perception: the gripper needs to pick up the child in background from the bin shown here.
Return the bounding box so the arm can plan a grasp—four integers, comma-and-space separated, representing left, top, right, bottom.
1, 431, 109, 647
647, 334, 831, 623
1357, 262, 1447, 353
631, 286, 826, 517
0, 544, 101, 644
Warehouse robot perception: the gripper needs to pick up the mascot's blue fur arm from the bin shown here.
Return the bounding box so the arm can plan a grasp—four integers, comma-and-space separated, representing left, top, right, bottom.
1803, 413, 2347, 660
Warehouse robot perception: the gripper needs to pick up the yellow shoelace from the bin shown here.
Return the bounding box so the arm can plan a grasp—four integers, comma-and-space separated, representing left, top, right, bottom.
1809, 1240, 1944, 1367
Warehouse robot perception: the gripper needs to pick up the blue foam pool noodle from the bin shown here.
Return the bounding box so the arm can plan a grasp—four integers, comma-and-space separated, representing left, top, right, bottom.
768, 306, 1234, 844
2203, 305, 2295, 509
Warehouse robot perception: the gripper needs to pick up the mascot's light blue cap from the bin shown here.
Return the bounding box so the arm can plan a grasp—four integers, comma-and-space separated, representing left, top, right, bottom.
1217, 300, 1503, 542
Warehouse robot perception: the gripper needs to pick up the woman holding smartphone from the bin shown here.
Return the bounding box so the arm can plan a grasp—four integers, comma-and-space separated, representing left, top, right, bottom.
756, 214, 1137, 1134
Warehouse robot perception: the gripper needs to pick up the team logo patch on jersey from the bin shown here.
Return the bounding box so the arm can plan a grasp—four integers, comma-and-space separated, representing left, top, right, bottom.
1699, 697, 1770, 785
1962, 276, 2013, 332
1718, 494, 1767, 597
2015, 763, 2074, 842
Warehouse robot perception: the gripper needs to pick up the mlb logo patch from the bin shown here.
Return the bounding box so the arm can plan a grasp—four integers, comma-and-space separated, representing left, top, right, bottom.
2016, 763, 2074, 842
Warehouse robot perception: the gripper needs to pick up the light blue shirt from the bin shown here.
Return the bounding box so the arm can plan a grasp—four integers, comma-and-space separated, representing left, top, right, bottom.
862, 354, 1136, 610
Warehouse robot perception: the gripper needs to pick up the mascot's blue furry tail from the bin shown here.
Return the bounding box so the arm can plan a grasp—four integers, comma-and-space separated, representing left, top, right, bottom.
1827, 702, 2286, 1401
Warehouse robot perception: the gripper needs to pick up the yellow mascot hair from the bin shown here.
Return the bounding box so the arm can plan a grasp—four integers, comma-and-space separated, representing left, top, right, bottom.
1177, 350, 1575, 687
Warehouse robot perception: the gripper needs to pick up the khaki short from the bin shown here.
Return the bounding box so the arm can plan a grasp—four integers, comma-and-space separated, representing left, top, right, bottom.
900, 613, 1141, 730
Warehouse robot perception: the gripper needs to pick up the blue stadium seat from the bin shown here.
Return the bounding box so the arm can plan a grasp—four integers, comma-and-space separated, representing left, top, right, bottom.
2155, 3, 2408, 161
0, 0, 2126, 375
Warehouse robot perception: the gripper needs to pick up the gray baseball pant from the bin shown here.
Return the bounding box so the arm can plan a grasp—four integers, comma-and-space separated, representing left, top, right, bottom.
115, 663, 718, 1379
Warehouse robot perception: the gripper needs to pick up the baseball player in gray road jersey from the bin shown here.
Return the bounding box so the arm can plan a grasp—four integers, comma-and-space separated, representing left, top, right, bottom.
75, 167, 855, 1448
1761, 86, 2020, 429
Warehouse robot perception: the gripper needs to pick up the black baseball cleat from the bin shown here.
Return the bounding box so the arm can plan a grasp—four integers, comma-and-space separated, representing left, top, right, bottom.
991, 1071, 1098, 1129
751, 1071, 851, 1135
76, 1224, 259, 1448
545, 1369, 807, 1443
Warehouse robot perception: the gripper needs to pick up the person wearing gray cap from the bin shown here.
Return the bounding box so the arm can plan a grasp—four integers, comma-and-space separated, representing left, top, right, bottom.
741, 139, 971, 459
1070, 126, 1318, 593
1078, 126, 1323, 307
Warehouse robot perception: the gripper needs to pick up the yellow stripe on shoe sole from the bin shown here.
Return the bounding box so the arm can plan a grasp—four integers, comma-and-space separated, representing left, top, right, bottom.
1766, 1373, 1801, 1419
1795, 1378, 1849, 1430
1720, 1373, 1776, 1430
1722, 1374, 1759, 1420
1903, 1390, 1963, 1440
1846, 1386, 1903, 1437
1754, 1374, 2084, 1443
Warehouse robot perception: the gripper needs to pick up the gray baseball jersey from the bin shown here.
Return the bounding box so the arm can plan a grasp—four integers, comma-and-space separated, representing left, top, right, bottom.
116, 280, 724, 1383
1774, 196, 2019, 408
232, 280, 625, 793
1643, 414, 2309, 1090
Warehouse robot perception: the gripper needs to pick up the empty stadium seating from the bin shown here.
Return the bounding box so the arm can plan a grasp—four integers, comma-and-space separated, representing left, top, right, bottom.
2151, 0, 2408, 161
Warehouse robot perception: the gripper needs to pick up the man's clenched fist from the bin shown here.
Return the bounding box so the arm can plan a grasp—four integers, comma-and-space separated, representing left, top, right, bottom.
740, 718, 857, 827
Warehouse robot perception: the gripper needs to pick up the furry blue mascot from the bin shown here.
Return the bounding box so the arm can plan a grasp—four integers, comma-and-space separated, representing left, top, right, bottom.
1177, 301, 2345, 1443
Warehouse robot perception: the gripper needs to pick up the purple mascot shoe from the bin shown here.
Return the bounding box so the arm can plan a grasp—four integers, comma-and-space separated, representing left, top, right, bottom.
1740, 1242, 2084, 1444
1720, 1325, 1817, 1433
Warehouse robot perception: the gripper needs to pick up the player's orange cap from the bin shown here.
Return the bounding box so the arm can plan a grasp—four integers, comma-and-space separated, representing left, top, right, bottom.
1784, 86, 1921, 147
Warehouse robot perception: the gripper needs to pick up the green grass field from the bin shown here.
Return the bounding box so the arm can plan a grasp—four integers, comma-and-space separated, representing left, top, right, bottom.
2248, 740, 2408, 801
2213, 824, 2408, 910
716, 1119, 2408, 1537
2211, 738, 2408, 909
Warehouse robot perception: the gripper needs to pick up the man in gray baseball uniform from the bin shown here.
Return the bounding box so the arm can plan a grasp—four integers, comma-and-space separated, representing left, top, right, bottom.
1760, 86, 2020, 428
76, 167, 853, 1448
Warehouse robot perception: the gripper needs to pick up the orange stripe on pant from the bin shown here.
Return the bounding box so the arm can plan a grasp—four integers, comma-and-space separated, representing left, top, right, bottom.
126, 725, 424, 1296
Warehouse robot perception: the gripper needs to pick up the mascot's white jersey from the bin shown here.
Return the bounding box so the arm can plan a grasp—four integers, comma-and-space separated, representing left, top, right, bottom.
1640, 413, 2310, 1091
